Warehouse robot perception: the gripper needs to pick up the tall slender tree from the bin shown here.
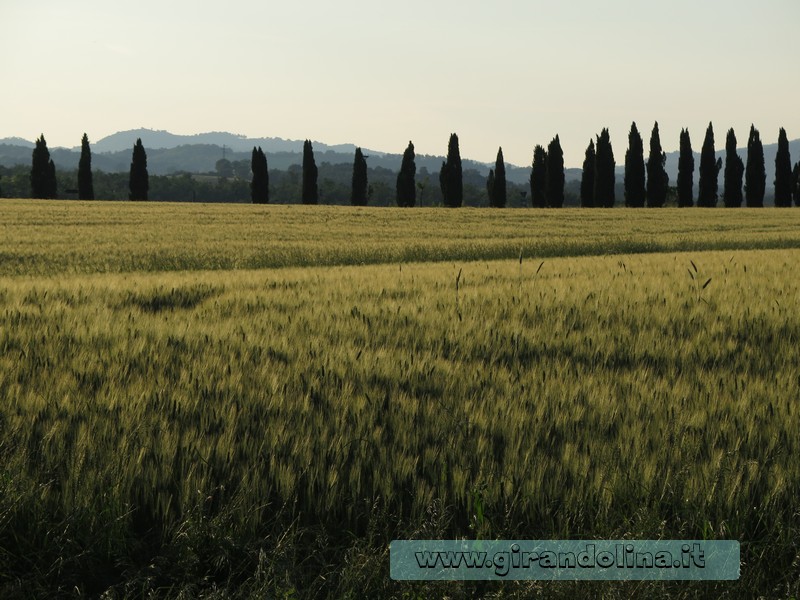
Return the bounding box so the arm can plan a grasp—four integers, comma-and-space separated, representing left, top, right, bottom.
129, 138, 149, 201
677, 128, 694, 207
580, 139, 596, 207
439, 133, 463, 207
302, 139, 318, 204
396, 141, 416, 207
624, 122, 645, 207
774, 128, 793, 207
250, 146, 269, 204
722, 129, 744, 207
486, 169, 495, 206
488, 147, 507, 207
594, 128, 615, 208
351, 147, 369, 206
545, 136, 565, 207
78, 133, 94, 200
793, 162, 800, 207
745, 125, 765, 207
530, 145, 547, 208
646, 122, 668, 207
697, 123, 720, 207
30, 134, 57, 199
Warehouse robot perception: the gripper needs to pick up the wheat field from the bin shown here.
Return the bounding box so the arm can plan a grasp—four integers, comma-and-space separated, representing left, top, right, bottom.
1, 201, 799, 599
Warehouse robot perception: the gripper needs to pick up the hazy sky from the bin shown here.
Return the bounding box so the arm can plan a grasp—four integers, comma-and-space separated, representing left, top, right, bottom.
2, 0, 798, 167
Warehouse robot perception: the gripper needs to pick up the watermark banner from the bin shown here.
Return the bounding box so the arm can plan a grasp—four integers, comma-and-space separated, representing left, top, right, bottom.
390, 540, 739, 581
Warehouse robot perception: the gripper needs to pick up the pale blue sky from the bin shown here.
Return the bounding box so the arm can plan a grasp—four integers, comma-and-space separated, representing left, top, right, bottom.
1, 0, 797, 167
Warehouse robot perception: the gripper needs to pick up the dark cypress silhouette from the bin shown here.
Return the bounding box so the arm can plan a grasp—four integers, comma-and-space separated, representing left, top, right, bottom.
745, 125, 765, 207
250, 146, 269, 204
793, 162, 800, 207
78, 133, 94, 200
594, 128, 615, 208
624, 122, 645, 207
545, 136, 565, 208
530, 145, 547, 208
697, 123, 721, 207
722, 129, 744, 207
439, 133, 463, 207
488, 147, 507, 208
677, 128, 694, 207
486, 169, 495, 206
302, 140, 318, 204
128, 138, 149, 201
580, 139, 596, 207
30, 134, 57, 199
351, 147, 369, 206
396, 141, 416, 207
646, 122, 668, 207
774, 128, 793, 207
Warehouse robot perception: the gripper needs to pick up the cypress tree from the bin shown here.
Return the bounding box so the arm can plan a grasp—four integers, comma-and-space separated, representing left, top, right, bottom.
129, 138, 149, 201
722, 129, 744, 207
396, 141, 416, 207
745, 125, 765, 207
302, 140, 318, 204
624, 122, 645, 207
530, 145, 547, 208
594, 128, 615, 208
488, 147, 507, 208
78, 133, 94, 200
439, 133, 463, 207
351, 147, 368, 206
545, 136, 565, 208
793, 162, 800, 207
697, 123, 720, 207
250, 146, 269, 204
677, 128, 694, 207
646, 122, 668, 207
774, 128, 793, 207
30, 134, 57, 199
580, 139, 596, 207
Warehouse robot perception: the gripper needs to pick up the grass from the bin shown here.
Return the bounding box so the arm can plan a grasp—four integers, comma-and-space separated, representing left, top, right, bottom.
0, 200, 798, 598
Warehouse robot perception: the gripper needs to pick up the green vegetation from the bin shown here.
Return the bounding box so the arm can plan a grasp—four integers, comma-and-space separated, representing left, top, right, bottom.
129, 138, 149, 201
1, 202, 799, 598
594, 128, 615, 208
624, 122, 645, 208
774, 128, 792, 207
250, 147, 269, 205
351, 147, 368, 206
440, 133, 463, 208
530, 145, 547, 208
646, 122, 668, 208
395, 141, 416, 207
78, 133, 94, 201
302, 140, 318, 205
677, 129, 694, 207
746, 125, 766, 208
487, 147, 506, 208
580, 139, 595, 208
545, 136, 564, 208
698, 123, 721, 208
30, 135, 57, 199
723, 128, 744, 208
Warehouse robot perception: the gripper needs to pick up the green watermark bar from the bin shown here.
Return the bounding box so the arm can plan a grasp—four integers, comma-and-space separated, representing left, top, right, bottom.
390, 540, 740, 581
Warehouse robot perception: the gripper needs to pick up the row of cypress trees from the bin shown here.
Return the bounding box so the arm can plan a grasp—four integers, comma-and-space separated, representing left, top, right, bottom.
29, 134, 149, 201
26, 128, 800, 207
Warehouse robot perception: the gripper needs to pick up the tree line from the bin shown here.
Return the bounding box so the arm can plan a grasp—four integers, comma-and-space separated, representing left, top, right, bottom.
19, 126, 800, 207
